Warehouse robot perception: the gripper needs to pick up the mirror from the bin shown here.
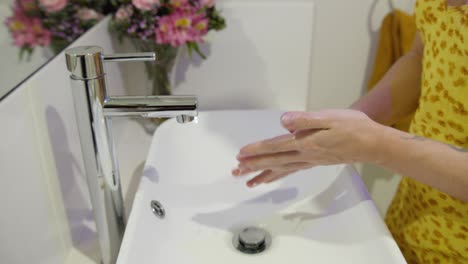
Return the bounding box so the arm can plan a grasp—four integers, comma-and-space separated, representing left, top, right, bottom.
0, 0, 109, 100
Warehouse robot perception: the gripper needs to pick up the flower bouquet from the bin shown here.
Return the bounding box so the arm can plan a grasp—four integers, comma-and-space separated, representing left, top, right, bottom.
110, 0, 226, 96
5, 0, 106, 60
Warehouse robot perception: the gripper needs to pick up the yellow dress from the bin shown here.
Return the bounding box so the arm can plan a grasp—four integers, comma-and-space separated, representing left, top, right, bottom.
385, 1, 468, 263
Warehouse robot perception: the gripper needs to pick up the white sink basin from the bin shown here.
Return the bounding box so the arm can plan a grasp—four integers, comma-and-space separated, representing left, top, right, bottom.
117, 110, 405, 264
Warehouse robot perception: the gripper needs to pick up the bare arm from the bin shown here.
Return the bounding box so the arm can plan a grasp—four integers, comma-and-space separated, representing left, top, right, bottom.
377, 125, 468, 201
350, 31, 468, 200
351, 32, 423, 125
233, 32, 468, 201
234, 111, 468, 202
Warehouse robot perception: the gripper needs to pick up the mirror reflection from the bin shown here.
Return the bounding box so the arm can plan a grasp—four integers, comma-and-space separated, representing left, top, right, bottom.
0, 0, 108, 99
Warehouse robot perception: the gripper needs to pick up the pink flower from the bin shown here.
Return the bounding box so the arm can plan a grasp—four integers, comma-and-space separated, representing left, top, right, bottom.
39, 0, 68, 13
5, 6, 29, 33
77, 8, 102, 21
6, 7, 51, 48
155, 10, 209, 47
132, 0, 160, 11
194, 18, 208, 32
200, 0, 215, 8
115, 5, 134, 21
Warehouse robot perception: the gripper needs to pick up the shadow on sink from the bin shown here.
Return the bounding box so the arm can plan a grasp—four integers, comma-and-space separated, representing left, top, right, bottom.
142, 165, 160, 183
141, 164, 299, 207
191, 167, 381, 244
246, 188, 299, 205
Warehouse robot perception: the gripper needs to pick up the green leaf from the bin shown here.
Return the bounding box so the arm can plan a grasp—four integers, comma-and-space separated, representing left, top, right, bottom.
208, 9, 226, 31
19, 47, 33, 61
192, 43, 206, 60
18, 49, 25, 60
187, 42, 194, 58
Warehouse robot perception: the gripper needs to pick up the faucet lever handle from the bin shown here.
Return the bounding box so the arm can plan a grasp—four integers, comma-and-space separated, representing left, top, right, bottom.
66, 46, 156, 79
102, 52, 156, 62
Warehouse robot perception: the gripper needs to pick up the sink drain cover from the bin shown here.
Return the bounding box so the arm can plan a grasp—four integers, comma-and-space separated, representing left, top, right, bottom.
233, 227, 272, 254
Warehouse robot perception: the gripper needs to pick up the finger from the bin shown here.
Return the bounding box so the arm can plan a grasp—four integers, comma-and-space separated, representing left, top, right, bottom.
238, 134, 297, 158
233, 160, 311, 177
281, 111, 332, 132
238, 151, 303, 171
246, 170, 273, 187
231, 167, 253, 177
247, 170, 293, 187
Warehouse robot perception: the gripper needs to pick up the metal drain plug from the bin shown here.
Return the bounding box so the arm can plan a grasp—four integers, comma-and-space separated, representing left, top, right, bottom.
233, 227, 271, 254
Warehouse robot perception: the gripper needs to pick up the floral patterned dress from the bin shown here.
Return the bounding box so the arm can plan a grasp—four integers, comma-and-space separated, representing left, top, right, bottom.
385, 1, 468, 263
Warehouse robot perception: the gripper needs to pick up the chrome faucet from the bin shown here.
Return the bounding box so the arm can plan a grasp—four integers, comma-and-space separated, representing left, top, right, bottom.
65, 46, 197, 264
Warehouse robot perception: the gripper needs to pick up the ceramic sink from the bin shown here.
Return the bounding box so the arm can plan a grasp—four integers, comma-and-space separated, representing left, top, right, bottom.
117, 110, 405, 264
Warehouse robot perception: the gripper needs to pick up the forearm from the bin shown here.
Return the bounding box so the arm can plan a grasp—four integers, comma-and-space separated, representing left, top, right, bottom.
374, 125, 468, 202
351, 51, 422, 126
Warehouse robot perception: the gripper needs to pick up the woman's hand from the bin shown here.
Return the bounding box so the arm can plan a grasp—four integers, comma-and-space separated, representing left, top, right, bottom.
232, 109, 383, 187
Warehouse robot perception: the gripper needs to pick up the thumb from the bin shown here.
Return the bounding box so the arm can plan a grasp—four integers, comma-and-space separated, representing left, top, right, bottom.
281, 111, 331, 132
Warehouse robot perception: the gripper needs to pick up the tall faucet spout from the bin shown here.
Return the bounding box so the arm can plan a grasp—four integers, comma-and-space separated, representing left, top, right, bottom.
103, 95, 198, 119
65, 45, 198, 264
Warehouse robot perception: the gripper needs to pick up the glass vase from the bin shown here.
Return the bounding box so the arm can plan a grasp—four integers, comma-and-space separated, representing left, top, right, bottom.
130, 38, 179, 132
130, 38, 178, 96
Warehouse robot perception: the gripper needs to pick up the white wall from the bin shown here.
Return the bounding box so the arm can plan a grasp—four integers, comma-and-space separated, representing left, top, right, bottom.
0, 17, 126, 264
0, 87, 66, 264
173, 0, 314, 111
308, 0, 415, 110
